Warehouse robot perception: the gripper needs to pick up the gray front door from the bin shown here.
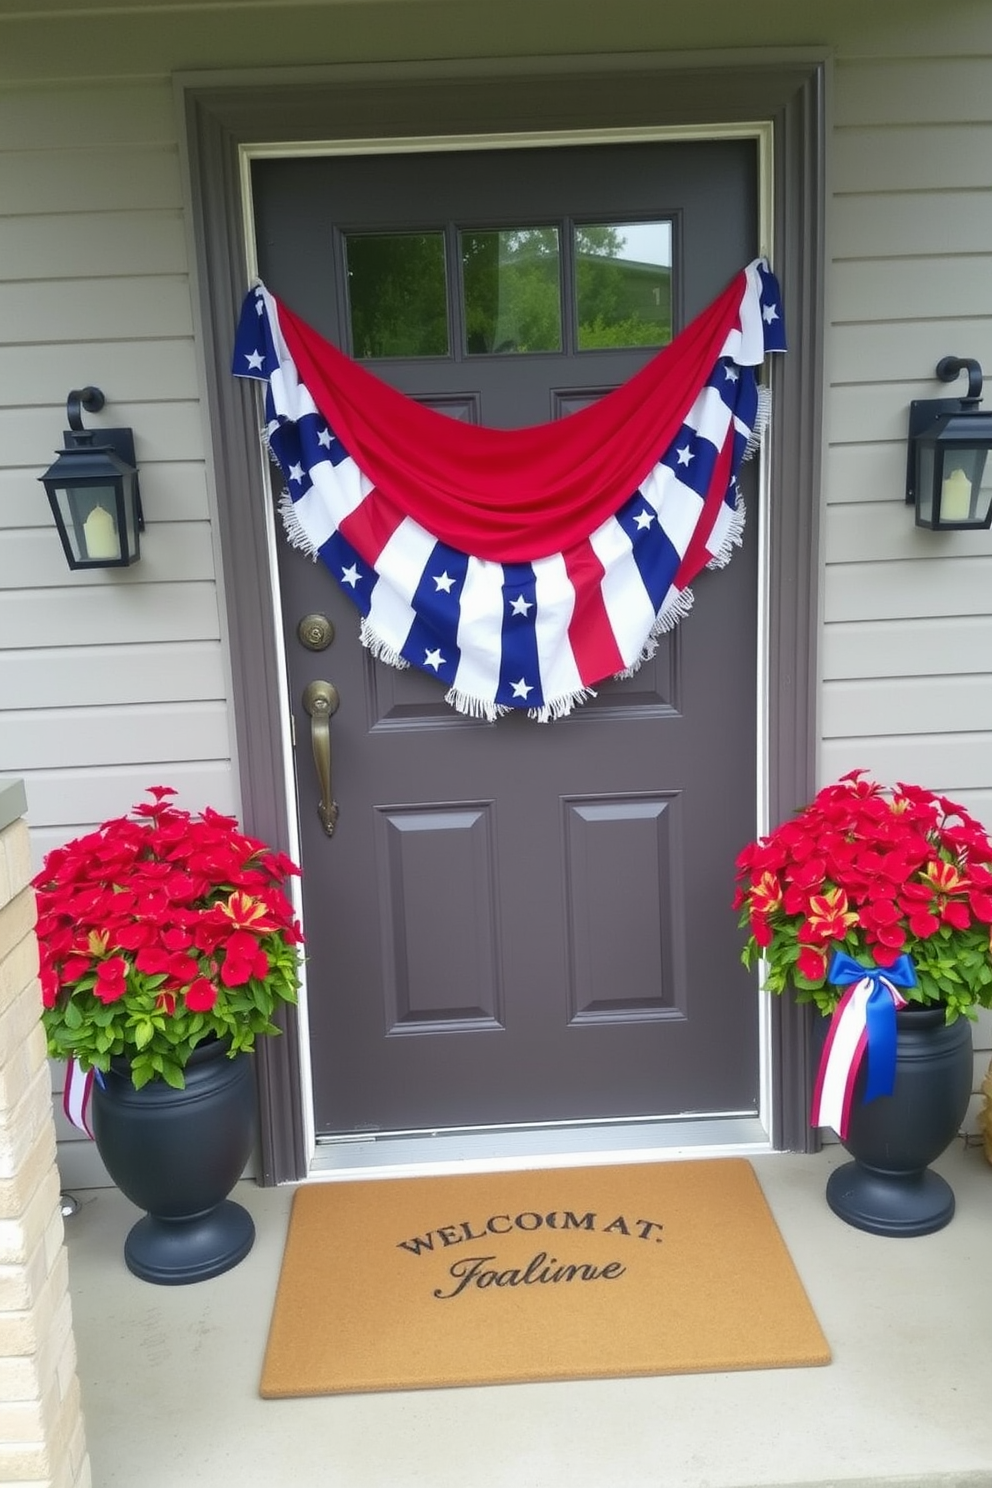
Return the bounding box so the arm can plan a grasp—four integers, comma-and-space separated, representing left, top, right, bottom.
252, 138, 760, 1135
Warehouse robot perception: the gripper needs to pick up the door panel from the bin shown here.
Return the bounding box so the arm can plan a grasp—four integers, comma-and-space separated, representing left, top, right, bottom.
253, 138, 760, 1134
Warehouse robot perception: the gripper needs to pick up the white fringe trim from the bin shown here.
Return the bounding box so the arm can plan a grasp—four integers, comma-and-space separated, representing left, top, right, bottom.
443, 688, 508, 722
613, 587, 696, 683
743, 383, 772, 463
278, 494, 321, 560
527, 688, 598, 723
705, 487, 747, 572
360, 618, 410, 671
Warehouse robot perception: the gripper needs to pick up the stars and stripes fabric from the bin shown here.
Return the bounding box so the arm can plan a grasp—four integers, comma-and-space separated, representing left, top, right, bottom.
233, 258, 786, 720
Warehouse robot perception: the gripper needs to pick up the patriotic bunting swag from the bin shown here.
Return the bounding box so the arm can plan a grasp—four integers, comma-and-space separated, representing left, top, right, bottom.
810, 951, 919, 1141
233, 258, 786, 721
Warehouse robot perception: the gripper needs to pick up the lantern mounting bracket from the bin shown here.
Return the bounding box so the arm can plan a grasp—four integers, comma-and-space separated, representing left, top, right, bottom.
66, 385, 106, 432
935, 356, 983, 405
906, 358, 987, 508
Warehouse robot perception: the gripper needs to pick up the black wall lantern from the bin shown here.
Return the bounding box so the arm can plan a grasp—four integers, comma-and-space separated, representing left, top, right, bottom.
39, 387, 143, 568
906, 357, 992, 530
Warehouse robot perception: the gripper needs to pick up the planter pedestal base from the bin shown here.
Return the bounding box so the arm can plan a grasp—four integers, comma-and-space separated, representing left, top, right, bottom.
826, 1160, 955, 1238
124, 1200, 256, 1285
92, 1040, 257, 1284
817, 1004, 971, 1239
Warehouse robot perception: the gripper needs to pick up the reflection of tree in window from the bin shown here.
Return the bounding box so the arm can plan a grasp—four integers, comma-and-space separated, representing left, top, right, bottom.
462, 228, 562, 354
346, 233, 448, 358
576, 224, 672, 350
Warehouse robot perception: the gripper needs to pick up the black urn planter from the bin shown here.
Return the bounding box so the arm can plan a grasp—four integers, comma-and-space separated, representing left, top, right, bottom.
91, 1038, 256, 1284
822, 1005, 973, 1238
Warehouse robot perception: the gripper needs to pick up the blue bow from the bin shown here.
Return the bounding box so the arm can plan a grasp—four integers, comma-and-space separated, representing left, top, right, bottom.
827, 951, 918, 1105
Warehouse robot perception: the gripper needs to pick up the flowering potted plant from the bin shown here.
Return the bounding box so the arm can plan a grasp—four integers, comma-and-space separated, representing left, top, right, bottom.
734, 770, 992, 1235
33, 785, 303, 1282
734, 769, 992, 1018
35, 785, 302, 1089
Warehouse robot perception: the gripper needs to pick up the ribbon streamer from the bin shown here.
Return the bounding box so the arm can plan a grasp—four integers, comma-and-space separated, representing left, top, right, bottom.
810, 951, 917, 1139
62, 1058, 95, 1139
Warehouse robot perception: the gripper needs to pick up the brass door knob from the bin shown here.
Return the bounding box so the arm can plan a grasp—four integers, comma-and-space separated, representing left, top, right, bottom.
297, 614, 335, 652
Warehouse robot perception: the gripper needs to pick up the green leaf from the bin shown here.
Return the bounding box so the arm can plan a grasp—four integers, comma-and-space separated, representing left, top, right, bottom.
134, 1020, 155, 1050
159, 1059, 185, 1090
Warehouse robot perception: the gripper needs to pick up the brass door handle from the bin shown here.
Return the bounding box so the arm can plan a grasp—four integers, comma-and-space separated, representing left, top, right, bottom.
302, 680, 340, 836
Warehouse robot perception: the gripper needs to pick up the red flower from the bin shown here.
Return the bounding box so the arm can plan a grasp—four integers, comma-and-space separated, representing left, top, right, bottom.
93, 956, 129, 1004
60, 955, 92, 983
39, 962, 60, 1008
185, 978, 218, 1012
800, 888, 858, 945
135, 946, 172, 975
220, 930, 270, 987
166, 953, 201, 988
747, 872, 782, 918
751, 914, 773, 949
796, 945, 828, 982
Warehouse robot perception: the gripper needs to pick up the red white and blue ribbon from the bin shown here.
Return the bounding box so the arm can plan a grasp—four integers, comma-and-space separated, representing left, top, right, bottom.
810, 951, 918, 1139
233, 259, 785, 720
62, 1059, 95, 1139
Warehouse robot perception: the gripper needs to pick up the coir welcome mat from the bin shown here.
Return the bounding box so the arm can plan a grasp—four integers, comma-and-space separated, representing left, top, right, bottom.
260, 1158, 830, 1396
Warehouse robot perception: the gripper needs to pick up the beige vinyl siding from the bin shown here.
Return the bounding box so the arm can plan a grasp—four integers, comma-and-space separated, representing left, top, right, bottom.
823, 56, 992, 800
0, 81, 236, 1185
823, 50, 992, 1127
0, 82, 236, 860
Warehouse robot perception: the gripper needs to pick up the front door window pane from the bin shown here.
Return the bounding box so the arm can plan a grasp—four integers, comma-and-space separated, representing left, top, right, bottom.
462, 227, 562, 355
345, 232, 449, 358
575, 221, 673, 350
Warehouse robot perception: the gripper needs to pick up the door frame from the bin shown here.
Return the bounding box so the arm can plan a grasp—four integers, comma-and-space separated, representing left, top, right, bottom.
178, 49, 826, 1183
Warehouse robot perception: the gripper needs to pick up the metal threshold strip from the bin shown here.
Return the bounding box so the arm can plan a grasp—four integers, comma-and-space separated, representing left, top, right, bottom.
309, 1112, 770, 1181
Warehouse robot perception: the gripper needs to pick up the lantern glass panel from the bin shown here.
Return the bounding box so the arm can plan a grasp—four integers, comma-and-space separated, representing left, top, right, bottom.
916, 441, 937, 527
48, 483, 125, 564
936, 445, 992, 527
120, 472, 141, 562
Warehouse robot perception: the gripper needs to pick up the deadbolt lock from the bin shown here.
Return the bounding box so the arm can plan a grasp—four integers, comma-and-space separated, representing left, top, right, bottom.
297, 613, 335, 651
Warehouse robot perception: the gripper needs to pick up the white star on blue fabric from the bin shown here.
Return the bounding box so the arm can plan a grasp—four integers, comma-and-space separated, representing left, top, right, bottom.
723, 365, 740, 382
762, 303, 780, 325
633, 509, 655, 530
676, 445, 694, 467
424, 648, 445, 670
288, 463, 305, 484
341, 564, 361, 588
510, 594, 533, 616
255, 299, 265, 316
244, 349, 265, 370
433, 571, 456, 593
317, 427, 332, 448
511, 678, 534, 699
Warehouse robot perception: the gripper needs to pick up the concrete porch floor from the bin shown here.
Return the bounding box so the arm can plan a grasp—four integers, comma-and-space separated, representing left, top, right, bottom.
62, 1143, 992, 1488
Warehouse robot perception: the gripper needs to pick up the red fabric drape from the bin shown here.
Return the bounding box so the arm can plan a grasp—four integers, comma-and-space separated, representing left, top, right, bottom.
273, 271, 747, 563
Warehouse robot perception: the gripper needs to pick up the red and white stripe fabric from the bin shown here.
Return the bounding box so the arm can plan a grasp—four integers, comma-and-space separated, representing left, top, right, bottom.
233, 259, 786, 720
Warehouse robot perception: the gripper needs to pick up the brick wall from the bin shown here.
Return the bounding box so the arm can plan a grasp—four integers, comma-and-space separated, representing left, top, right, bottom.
0, 782, 90, 1488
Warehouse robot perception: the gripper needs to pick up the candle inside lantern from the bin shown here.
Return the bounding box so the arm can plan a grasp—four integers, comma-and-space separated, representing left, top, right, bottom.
82, 504, 119, 560
940, 467, 972, 523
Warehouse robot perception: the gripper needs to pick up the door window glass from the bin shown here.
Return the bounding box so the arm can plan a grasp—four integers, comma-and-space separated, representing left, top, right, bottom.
461, 227, 562, 355
345, 232, 449, 358
575, 221, 673, 350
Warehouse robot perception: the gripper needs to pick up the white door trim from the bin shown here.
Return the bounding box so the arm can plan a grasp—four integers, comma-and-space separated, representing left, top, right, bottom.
236, 121, 776, 1177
